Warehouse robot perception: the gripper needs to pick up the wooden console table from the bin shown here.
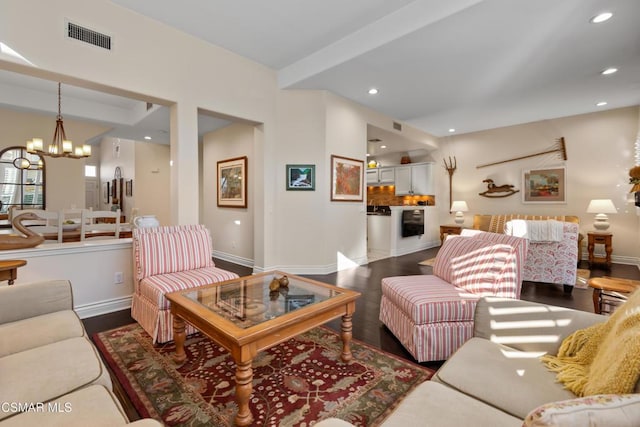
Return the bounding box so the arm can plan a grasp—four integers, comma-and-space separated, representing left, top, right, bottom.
0, 259, 27, 285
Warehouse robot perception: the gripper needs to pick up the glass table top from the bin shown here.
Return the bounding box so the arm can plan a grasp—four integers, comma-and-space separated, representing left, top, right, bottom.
182, 272, 340, 329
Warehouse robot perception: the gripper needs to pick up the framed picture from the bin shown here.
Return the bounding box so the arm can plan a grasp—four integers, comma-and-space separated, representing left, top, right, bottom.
217, 156, 247, 208
125, 179, 133, 197
330, 155, 364, 202
102, 181, 110, 204
285, 294, 315, 313
286, 164, 315, 191
522, 166, 566, 204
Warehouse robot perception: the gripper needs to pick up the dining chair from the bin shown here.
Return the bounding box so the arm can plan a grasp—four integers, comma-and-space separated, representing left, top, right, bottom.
60, 207, 85, 224
12, 209, 63, 243
80, 209, 121, 240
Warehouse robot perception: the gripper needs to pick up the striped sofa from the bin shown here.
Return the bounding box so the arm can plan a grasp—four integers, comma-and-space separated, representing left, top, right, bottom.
131, 224, 239, 343
380, 233, 528, 362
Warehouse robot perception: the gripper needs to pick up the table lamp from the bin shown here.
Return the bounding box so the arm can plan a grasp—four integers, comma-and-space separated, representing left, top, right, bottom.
450, 201, 469, 225
586, 199, 617, 231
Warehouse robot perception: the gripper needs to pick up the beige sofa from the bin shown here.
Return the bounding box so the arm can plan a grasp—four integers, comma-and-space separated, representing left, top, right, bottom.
318, 297, 640, 427
0, 280, 162, 426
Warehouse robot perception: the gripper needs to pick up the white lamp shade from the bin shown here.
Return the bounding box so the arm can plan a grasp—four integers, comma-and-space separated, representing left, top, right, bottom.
586, 199, 616, 231
586, 199, 617, 214
450, 201, 469, 212
450, 201, 468, 225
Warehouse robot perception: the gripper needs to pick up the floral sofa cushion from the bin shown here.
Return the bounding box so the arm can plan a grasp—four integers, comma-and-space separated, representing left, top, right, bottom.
524, 394, 640, 427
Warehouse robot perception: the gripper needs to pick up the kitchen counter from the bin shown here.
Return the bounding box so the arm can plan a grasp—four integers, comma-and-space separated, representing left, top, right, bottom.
367, 206, 439, 262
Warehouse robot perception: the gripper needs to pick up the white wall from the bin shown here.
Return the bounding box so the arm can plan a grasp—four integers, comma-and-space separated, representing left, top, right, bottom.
202, 123, 255, 266
134, 141, 171, 225
0, 0, 277, 269
433, 106, 640, 263
0, 240, 134, 319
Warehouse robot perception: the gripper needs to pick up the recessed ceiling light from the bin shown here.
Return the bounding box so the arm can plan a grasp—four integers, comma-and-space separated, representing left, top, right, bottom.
368, 88, 378, 95
380, 145, 387, 149
601, 67, 618, 75
590, 12, 612, 23
596, 101, 608, 107
448, 128, 456, 133
144, 136, 152, 140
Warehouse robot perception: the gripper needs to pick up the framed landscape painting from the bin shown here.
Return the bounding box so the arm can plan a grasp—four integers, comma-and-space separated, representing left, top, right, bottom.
217, 156, 247, 208
522, 166, 566, 204
286, 164, 315, 191
331, 155, 364, 202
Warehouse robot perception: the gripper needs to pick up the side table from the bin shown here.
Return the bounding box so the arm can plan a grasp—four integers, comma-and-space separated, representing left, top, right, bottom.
439, 224, 462, 245
587, 232, 612, 269
0, 259, 27, 285
588, 277, 640, 314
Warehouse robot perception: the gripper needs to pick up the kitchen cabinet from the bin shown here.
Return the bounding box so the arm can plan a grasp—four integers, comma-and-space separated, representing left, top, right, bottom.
394, 163, 433, 195
366, 167, 395, 185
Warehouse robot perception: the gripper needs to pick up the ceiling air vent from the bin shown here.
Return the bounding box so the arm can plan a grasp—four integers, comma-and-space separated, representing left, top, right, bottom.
393, 122, 402, 131
67, 22, 111, 50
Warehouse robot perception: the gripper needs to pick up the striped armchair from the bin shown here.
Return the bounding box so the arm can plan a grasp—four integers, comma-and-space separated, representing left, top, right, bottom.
380, 233, 528, 362
131, 224, 239, 343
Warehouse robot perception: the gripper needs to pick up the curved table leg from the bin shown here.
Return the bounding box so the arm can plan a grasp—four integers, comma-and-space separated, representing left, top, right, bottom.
234, 359, 254, 426
341, 313, 353, 362
172, 316, 187, 363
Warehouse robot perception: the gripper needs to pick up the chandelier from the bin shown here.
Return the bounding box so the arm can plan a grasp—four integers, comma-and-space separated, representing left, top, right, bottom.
26, 82, 91, 159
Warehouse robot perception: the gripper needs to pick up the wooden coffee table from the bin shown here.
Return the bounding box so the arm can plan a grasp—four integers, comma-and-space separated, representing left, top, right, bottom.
165, 271, 361, 426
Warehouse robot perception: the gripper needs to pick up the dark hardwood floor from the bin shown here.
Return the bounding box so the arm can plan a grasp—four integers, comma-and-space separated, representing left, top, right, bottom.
83, 250, 640, 418
84, 250, 640, 365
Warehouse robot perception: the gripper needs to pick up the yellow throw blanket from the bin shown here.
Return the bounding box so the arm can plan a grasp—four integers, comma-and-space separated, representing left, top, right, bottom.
542, 289, 640, 396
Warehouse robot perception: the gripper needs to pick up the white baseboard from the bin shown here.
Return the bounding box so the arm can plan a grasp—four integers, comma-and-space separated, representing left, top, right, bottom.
212, 250, 254, 268
75, 295, 132, 319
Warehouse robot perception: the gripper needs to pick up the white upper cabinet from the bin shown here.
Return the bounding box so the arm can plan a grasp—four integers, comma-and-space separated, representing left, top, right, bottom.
366, 167, 395, 185
394, 163, 433, 195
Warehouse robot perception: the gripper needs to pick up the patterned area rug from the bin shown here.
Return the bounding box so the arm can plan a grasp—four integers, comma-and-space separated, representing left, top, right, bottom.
94, 324, 433, 427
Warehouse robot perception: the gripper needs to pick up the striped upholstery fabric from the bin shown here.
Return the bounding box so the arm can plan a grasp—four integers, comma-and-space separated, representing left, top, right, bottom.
131, 224, 239, 343
458, 231, 529, 298
379, 236, 525, 362
486, 214, 575, 234
139, 267, 240, 310
380, 294, 475, 362
381, 275, 479, 324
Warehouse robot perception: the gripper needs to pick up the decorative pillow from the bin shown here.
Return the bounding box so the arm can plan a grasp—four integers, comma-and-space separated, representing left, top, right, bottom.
523, 394, 640, 427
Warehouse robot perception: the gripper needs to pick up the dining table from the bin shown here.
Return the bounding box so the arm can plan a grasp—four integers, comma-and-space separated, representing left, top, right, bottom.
41, 229, 133, 242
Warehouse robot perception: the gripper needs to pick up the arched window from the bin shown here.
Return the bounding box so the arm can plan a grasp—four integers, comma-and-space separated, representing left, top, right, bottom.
0, 146, 45, 214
